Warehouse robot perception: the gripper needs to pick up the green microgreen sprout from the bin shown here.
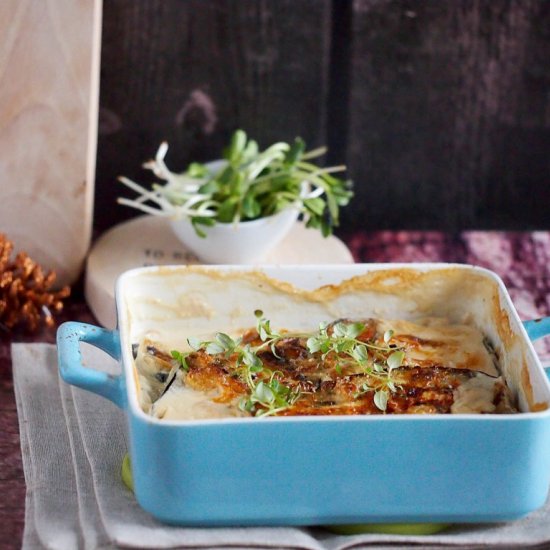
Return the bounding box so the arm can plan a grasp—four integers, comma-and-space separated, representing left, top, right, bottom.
306, 321, 399, 367
181, 312, 299, 417
374, 390, 389, 412
387, 350, 405, 371
170, 350, 189, 371
157, 350, 190, 399
306, 320, 405, 412
353, 346, 404, 412
173, 313, 405, 415
117, 129, 353, 237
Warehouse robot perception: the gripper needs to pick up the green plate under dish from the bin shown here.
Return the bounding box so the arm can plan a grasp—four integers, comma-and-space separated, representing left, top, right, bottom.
325, 523, 449, 535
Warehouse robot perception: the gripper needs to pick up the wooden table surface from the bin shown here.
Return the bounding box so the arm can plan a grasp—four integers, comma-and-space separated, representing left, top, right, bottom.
2, 230, 550, 549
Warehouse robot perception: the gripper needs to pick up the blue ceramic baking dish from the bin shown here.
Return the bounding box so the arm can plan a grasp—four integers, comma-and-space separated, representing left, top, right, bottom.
57, 264, 550, 526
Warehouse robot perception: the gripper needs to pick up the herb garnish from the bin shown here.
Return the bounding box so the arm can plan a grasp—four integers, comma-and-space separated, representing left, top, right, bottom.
118, 129, 353, 237
306, 320, 404, 411
184, 311, 300, 417
172, 313, 405, 415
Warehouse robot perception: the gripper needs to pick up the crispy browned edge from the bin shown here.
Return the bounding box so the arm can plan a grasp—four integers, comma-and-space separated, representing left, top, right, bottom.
491, 292, 547, 412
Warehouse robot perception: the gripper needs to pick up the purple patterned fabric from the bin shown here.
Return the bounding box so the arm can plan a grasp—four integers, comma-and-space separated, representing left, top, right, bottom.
346, 231, 550, 361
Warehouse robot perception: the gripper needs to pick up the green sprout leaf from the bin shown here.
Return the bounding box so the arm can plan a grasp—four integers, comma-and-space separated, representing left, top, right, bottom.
242, 193, 261, 218
190, 217, 216, 238
215, 332, 236, 351
285, 137, 305, 165
345, 322, 365, 339
332, 322, 347, 338
226, 129, 247, 163
187, 336, 203, 351
351, 344, 369, 363
205, 342, 225, 355
170, 350, 189, 371
186, 162, 209, 178
306, 336, 323, 353
242, 346, 263, 370
374, 390, 389, 412
254, 381, 275, 404
373, 362, 385, 373
303, 197, 325, 216
387, 350, 405, 371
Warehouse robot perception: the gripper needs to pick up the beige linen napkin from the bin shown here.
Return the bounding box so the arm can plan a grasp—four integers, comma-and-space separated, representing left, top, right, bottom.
12, 343, 550, 550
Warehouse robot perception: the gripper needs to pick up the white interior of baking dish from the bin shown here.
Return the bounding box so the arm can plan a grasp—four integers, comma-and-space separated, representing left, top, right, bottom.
116, 263, 550, 419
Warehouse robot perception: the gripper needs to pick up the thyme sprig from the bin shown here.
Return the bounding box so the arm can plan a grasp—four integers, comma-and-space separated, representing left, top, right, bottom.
306, 320, 404, 411
176, 313, 405, 415
185, 311, 300, 417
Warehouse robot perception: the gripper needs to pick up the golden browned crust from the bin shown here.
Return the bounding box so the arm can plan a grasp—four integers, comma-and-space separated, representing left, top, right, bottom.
128, 266, 531, 416
179, 321, 516, 416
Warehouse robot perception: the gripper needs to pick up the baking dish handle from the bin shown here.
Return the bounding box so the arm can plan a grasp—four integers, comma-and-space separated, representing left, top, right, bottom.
523, 317, 550, 342
57, 321, 126, 408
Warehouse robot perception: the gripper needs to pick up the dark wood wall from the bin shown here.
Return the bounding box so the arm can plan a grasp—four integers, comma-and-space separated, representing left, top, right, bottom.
95, 0, 550, 236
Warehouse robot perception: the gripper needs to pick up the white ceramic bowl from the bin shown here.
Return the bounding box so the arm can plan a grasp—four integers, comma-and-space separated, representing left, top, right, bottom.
170, 204, 300, 264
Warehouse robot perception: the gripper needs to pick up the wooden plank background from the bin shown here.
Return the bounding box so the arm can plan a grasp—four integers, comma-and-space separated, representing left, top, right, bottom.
95, 0, 550, 235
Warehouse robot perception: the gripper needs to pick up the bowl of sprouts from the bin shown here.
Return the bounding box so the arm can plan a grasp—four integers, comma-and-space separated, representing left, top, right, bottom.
118, 130, 352, 263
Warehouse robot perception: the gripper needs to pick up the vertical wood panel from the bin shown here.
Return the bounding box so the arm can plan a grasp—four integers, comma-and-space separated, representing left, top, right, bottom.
344, 0, 550, 232
95, 0, 331, 234
95, 0, 550, 234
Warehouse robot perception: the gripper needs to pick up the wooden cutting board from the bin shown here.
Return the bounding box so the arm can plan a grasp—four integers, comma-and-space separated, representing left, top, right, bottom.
0, 0, 102, 286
